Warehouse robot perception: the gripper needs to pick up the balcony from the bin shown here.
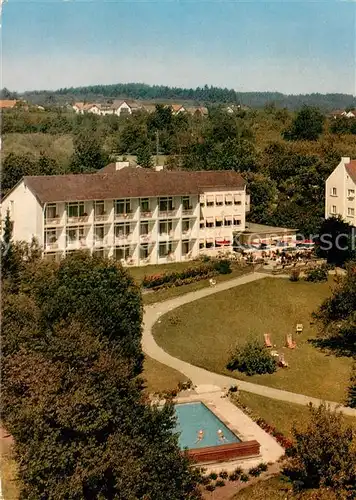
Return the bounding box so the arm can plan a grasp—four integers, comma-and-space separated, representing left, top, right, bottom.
182, 207, 194, 216
115, 211, 134, 221
158, 209, 177, 218
67, 238, 88, 250
140, 233, 152, 244
141, 211, 153, 219
182, 230, 192, 239
94, 214, 110, 222
140, 255, 153, 265
45, 242, 59, 251
158, 230, 176, 241
45, 216, 61, 226
67, 215, 90, 224
115, 234, 134, 246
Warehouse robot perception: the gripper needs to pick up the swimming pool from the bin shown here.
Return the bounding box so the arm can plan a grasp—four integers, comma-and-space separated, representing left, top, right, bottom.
174, 402, 241, 450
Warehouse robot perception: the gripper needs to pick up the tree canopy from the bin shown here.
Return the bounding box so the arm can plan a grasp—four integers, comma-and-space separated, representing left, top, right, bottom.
283, 403, 356, 495
2, 251, 201, 499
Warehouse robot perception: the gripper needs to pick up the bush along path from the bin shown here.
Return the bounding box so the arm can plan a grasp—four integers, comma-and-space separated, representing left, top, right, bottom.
142, 271, 356, 417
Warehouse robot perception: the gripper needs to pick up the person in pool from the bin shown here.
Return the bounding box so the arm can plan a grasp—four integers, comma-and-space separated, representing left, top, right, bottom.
195, 430, 204, 443
217, 429, 227, 442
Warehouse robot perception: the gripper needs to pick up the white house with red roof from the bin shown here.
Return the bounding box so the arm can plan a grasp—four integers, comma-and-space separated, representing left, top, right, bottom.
325, 157, 356, 222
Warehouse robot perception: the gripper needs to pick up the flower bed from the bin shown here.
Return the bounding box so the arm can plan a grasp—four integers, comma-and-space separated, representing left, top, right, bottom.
142, 259, 231, 290
229, 393, 293, 451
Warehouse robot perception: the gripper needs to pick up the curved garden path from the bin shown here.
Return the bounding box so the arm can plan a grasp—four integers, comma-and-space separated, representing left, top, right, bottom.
142, 271, 356, 417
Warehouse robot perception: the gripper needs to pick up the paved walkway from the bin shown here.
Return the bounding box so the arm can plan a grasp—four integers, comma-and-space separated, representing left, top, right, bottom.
142, 272, 356, 417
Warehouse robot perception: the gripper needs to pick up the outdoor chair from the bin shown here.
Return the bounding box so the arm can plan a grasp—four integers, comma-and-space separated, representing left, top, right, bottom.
286, 333, 296, 349
296, 323, 303, 334
264, 333, 273, 348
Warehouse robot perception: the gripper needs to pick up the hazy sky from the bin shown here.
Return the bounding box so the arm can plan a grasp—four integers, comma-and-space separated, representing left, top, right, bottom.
2, 0, 356, 94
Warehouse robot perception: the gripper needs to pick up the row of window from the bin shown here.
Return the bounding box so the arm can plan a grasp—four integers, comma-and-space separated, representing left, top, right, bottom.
46, 242, 192, 260
330, 187, 355, 197
330, 206, 355, 216
201, 194, 242, 207
45, 219, 195, 244
45, 197, 193, 220
200, 217, 241, 228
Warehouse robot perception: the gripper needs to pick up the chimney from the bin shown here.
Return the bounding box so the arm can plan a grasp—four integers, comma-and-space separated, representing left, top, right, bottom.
115, 161, 130, 171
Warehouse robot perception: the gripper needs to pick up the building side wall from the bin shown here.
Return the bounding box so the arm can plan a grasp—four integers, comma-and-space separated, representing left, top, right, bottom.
1, 182, 43, 245
325, 159, 356, 223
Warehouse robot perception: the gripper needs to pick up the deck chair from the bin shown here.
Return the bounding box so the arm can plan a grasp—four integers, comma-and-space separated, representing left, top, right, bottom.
278, 353, 289, 368
264, 333, 273, 348
296, 323, 303, 334
286, 333, 296, 349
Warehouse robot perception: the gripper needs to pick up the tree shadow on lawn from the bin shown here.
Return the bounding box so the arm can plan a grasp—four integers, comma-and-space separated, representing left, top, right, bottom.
308, 333, 356, 358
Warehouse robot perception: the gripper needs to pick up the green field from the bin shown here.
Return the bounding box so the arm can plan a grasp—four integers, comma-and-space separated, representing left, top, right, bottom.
153, 278, 353, 402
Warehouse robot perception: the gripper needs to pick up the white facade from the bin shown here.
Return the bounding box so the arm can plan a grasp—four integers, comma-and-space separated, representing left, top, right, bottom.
325, 157, 356, 223
1, 180, 248, 267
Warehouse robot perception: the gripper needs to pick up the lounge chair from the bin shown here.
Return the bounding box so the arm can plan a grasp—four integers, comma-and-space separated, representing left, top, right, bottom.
286, 333, 296, 349
264, 333, 273, 348
296, 323, 303, 334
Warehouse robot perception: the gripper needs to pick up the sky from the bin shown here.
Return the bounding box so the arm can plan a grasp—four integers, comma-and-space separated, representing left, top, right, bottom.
1, 0, 356, 95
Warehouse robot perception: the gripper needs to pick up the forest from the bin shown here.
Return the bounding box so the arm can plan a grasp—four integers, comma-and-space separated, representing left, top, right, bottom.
2, 83, 356, 110
2, 103, 356, 235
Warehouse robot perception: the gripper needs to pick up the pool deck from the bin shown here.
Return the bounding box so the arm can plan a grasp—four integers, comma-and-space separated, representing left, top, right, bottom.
175, 388, 284, 472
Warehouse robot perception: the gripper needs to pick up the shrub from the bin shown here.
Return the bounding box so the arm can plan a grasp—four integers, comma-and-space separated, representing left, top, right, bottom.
215, 479, 225, 487
234, 466, 243, 476
228, 472, 239, 481
240, 474, 249, 482
205, 484, 215, 491
289, 268, 301, 282
219, 471, 228, 479
248, 466, 261, 477
208, 472, 218, 480
305, 265, 328, 282
201, 476, 210, 485
226, 340, 277, 376
228, 385, 238, 393
257, 462, 268, 472
214, 259, 231, 275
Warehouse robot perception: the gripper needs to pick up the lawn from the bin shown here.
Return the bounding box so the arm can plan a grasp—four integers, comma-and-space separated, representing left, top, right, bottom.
236, 391, 356, 440
153, 278, 353, 402
143, 356, 187, 394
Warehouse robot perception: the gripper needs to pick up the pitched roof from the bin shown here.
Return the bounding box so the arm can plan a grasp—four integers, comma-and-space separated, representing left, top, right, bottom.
171, 104, 185, 112
18, 169, 246, 204
73, 102, 85, 109
346, 160, 356, 183
0, 100, 17, 109
111, 100, 141, 110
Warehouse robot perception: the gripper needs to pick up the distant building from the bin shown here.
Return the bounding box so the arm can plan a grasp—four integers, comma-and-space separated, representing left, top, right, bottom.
330, 109, 356, 119
0, 100, 18, 109
187, 106, 209, 117
325, 157, 356, 222
170, 104, 186, 115
1, 168, 248, 266
72, 100, 142, 116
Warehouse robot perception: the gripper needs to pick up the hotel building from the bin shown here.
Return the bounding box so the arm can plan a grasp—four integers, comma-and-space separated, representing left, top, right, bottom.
1, 167, 249, 266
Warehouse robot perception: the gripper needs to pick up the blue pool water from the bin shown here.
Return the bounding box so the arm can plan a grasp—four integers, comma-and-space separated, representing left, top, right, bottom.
174, 402, 241, 450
